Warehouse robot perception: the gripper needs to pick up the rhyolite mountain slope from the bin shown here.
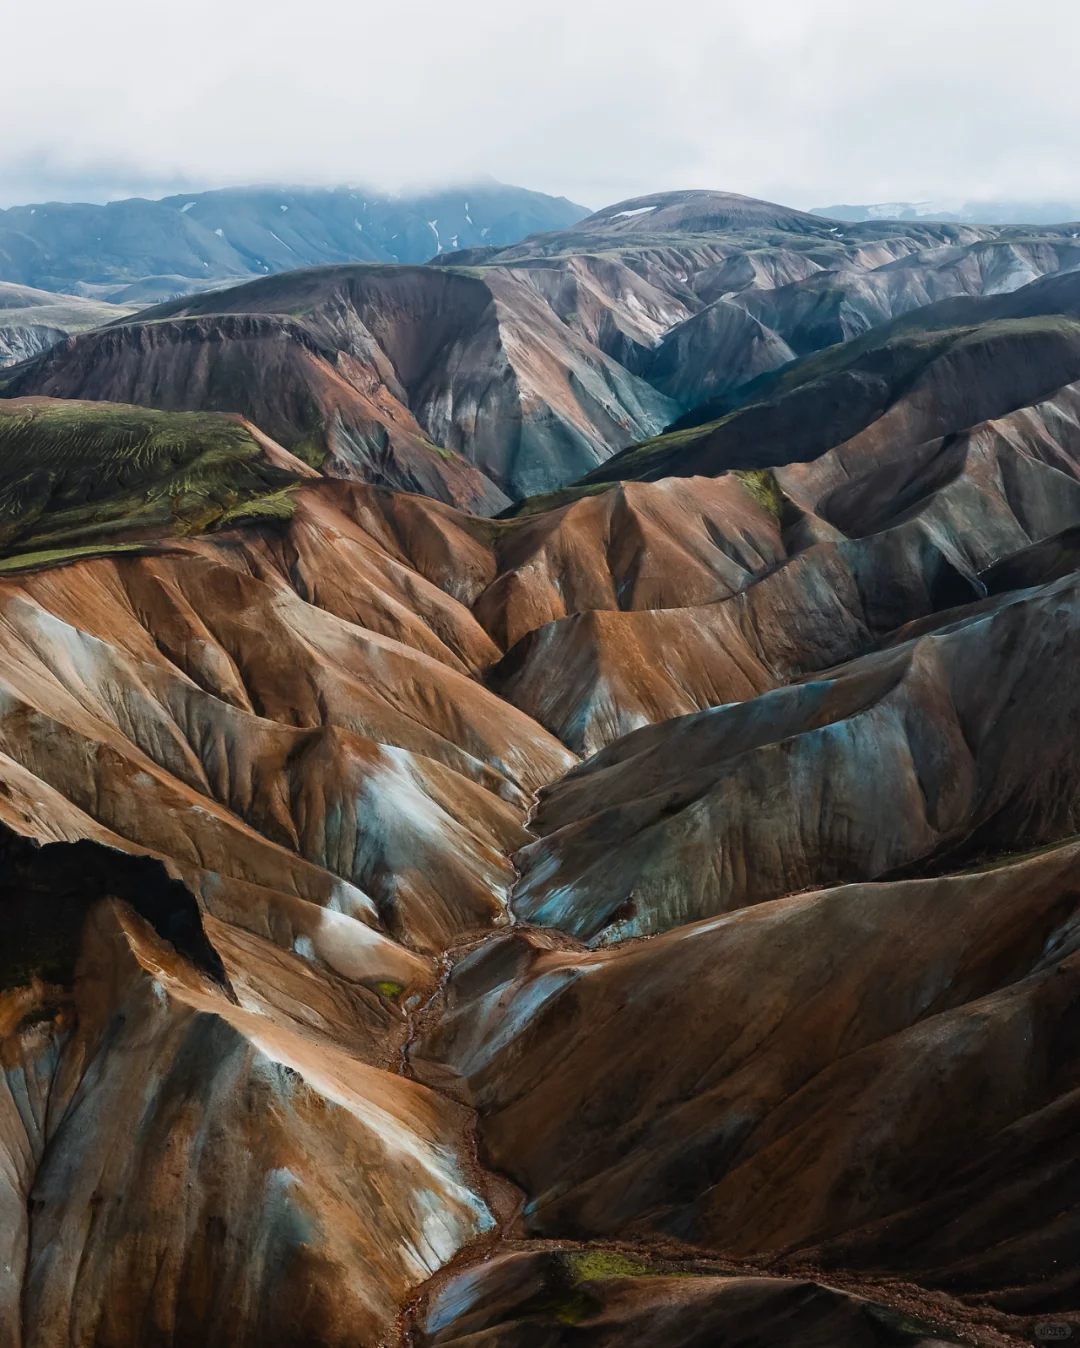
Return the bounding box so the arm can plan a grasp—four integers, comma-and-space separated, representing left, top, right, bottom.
0, 282, 138, 367
6, 206, 1080, 1347
9, 189, 1080, 514
0, 181, 588, 300
553, 267, 1080, 491
0, 263, 679, 507
448, 190, 1080, 411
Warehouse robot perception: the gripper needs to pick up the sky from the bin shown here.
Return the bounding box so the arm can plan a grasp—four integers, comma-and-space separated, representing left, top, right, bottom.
3, 0, 1079, 212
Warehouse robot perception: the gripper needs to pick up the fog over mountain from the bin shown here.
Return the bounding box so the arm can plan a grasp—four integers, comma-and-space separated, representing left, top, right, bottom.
815, 200, 1080, 225
5, 3, 1080, 1346
5, 0, 1080, 211
0, 182, 588, 301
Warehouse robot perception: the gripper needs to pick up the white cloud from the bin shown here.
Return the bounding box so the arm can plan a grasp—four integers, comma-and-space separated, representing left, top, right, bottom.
2, 0, 1078, 211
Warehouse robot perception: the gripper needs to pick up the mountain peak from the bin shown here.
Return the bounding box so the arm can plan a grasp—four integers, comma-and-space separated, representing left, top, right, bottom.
579, 188, 836, 234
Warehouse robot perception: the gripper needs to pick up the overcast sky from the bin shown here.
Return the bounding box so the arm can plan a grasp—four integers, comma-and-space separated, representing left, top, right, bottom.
3, 0, 1078, 211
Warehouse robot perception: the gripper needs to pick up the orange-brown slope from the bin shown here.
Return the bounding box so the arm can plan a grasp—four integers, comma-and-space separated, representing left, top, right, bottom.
487, 543, 867, 754
250, 454, 1060, 764
511, 571, 1080, 942
2, 865, 494, 1348
189, 482, 504, 675
0, 467, 609, 1345
778, 375, 1080, 535
419, 839, 1080, 1315
474, 474, 788, 649
492, 377, 1080, 752
1, 313, 510, 514
0, 513, 574, 962
214, 473, 791, 673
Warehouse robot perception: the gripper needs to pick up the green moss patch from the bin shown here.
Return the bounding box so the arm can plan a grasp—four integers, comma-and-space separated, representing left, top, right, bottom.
0, 541, 152, 574
510, 1248, 701, 1329
733, 468, 785, 520
424, 441, 455, 461
288, 431, 328, 469
563, 1251, 652, 1282
0, 399, 309, 569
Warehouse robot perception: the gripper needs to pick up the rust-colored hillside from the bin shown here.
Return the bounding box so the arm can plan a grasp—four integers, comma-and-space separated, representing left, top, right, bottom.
3, 197, 1080, 1348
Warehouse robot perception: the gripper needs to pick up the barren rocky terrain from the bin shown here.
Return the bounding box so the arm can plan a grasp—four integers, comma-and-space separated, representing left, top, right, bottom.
1, 189, 1079, 1347
0, 284, 137, 368
10, 191, 1080, 513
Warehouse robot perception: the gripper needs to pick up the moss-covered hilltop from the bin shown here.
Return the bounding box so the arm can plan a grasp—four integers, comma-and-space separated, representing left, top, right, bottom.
0, 397, 314, 570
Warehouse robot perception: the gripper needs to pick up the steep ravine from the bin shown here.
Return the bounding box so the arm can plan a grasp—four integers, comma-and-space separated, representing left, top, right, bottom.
380, 790, 1034, 1348
383, 885, 1034, 1347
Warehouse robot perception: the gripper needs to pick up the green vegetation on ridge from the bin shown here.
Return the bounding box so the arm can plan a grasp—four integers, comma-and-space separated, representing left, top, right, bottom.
0, 399, 308, 568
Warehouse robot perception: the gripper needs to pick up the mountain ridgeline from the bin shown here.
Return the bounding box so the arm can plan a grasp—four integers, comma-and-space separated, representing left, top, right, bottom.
2, 187, 1080, 1347
0, 180, 588, 301
10, 189, 1080, 510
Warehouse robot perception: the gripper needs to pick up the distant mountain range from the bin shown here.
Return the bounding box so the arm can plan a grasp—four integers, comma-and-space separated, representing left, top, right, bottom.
0, 180, 588, 302
813, 199, 1080, 225
0, 281, 138, 366
13, 187, 1080, 506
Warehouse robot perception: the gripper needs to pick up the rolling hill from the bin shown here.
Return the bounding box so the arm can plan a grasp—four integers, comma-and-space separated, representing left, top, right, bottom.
0, 263, 678, 508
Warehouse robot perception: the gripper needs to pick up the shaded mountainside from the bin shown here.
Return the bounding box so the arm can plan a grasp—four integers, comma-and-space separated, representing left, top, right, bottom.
0, 181, 588, 299
7, 204, 1080, 1348
0, 264, 677, 508
552, 268, 1080, 498
0, 282, 138, 368
411, 1249, 992, 1346
9, 189, 1080, 513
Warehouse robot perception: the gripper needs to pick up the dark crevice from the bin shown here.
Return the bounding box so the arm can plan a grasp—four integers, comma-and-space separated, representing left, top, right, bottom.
0, 826, 231, 993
